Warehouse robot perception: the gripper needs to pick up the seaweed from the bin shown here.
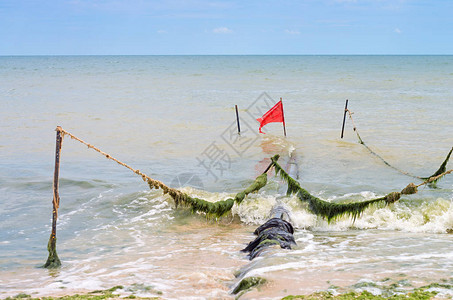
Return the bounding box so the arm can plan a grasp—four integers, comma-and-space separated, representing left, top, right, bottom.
157, 158, 274, 218
421, 146, 453, 185
346, 110, 452, 185
271, 157, 417, 223
5, 286, 161, 300
232, 276, 267, 295
43, 236, 61, 268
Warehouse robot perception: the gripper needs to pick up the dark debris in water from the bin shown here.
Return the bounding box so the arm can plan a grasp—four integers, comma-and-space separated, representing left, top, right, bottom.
241, 217, 296, 260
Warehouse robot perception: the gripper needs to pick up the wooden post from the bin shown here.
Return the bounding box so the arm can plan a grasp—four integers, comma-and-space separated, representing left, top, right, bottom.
281, 98, 287, 137
263, 158, 276, 174
340, 99, 348, 139
235, 105, 241, 135
44, 126, 63, 268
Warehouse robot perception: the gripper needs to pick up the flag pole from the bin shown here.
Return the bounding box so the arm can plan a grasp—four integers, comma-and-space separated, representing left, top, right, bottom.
235, 105, 241, 135
341, 99, 348, 139
280, 98, 287, 137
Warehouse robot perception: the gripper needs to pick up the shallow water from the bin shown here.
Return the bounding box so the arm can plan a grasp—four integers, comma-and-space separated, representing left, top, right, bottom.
0, 55, 452, 299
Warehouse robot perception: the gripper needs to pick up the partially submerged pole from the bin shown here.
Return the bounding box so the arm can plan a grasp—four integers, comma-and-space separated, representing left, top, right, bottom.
235, 105, 241, 135
44, 126, 63, 268
341, 99, 348, 139
281, 98, 287, 137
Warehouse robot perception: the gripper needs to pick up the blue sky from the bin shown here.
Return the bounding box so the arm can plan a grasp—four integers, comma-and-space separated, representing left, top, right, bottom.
1, 0, 452, 55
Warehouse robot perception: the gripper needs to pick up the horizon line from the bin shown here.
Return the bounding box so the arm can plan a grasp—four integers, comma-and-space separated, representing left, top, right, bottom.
1, 53, 452, 57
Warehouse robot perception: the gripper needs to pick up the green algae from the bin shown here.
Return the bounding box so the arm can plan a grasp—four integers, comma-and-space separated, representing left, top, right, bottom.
281, 290, 438, 300
347, 111, 452, 185
168, 158, 272, 218
281, 279, 453, 300
43, 236, 61, 269
232, 276, 267, 295
421, 146, 453, 185
125, 284, 162, 296
5, 286, 161, 300
270, 156, 439, 223
258, 238, 281, 248
9, 294, 31, 299
272, 157, 393, 223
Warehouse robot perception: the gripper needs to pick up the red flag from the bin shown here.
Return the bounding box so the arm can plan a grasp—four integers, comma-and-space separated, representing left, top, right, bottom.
256, 100, 285, 134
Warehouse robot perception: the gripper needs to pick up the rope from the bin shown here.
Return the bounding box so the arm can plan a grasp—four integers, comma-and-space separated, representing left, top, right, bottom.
416, 169, 453, 188
46, 126, 272, 269
55, 126, 272, 217
56, 126, 452, 218
56, 127, 183, 199
346, 110, 424, 180
273, 156, 453, 222
381, 168, 453, 205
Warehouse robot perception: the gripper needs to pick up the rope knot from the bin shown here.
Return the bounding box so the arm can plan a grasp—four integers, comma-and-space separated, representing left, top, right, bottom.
385, 192, 401, 203
146, 179, 156, 189
401, 183, 418, 195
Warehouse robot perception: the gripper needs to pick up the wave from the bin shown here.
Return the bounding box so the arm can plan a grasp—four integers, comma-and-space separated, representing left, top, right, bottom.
228, 189, 453, 233
4, 177, 116, 191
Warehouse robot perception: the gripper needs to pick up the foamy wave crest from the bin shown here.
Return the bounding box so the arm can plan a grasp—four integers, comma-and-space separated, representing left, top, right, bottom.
179, 186, 233, 203
289, 191, 453, 233
149, 184, 453, 234
352, 197, 453, 233
232, 194, 278, 225
231, 189, 453, 233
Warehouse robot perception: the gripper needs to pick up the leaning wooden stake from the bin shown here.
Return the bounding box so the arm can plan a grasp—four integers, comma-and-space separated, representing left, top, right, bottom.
43, 126, 63, 268
341, 99, 348, 138
235, 105, 241, 135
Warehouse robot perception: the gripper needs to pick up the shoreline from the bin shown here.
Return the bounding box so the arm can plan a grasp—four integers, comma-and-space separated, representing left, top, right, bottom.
3, 283, 452, 300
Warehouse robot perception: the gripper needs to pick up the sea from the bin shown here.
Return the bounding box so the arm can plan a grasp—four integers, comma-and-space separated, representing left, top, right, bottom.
0, 55, 452, 299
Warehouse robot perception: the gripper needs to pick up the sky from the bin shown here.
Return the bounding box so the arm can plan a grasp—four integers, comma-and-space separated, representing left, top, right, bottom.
0, 0, 452, 55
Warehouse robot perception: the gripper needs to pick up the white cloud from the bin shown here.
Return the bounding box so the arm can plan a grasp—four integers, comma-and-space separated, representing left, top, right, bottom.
284, 29, 300, 35
212, 27, 233, 34
394, 28, 402, 34
157, 30, 167, 34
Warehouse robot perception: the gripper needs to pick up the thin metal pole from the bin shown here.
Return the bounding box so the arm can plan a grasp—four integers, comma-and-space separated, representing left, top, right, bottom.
341, 99, 348, 139
235, 105, 241, 135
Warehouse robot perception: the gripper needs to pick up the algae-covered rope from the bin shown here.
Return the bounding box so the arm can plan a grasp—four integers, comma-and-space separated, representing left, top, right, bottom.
174, 171, 269, 218
56, 127, 275, 217
45, 127, 276, 269
346, 110, 419, 179
57, 127, 175, 194
346, 110, 453, 184
416, 168, 453, 188
271, 156, 453, 223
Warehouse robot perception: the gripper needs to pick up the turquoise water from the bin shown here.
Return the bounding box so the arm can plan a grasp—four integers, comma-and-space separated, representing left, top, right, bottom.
0, 56, 452, 298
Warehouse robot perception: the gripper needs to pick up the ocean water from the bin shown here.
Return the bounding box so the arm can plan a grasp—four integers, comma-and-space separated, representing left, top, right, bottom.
0, 55, 452, 299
